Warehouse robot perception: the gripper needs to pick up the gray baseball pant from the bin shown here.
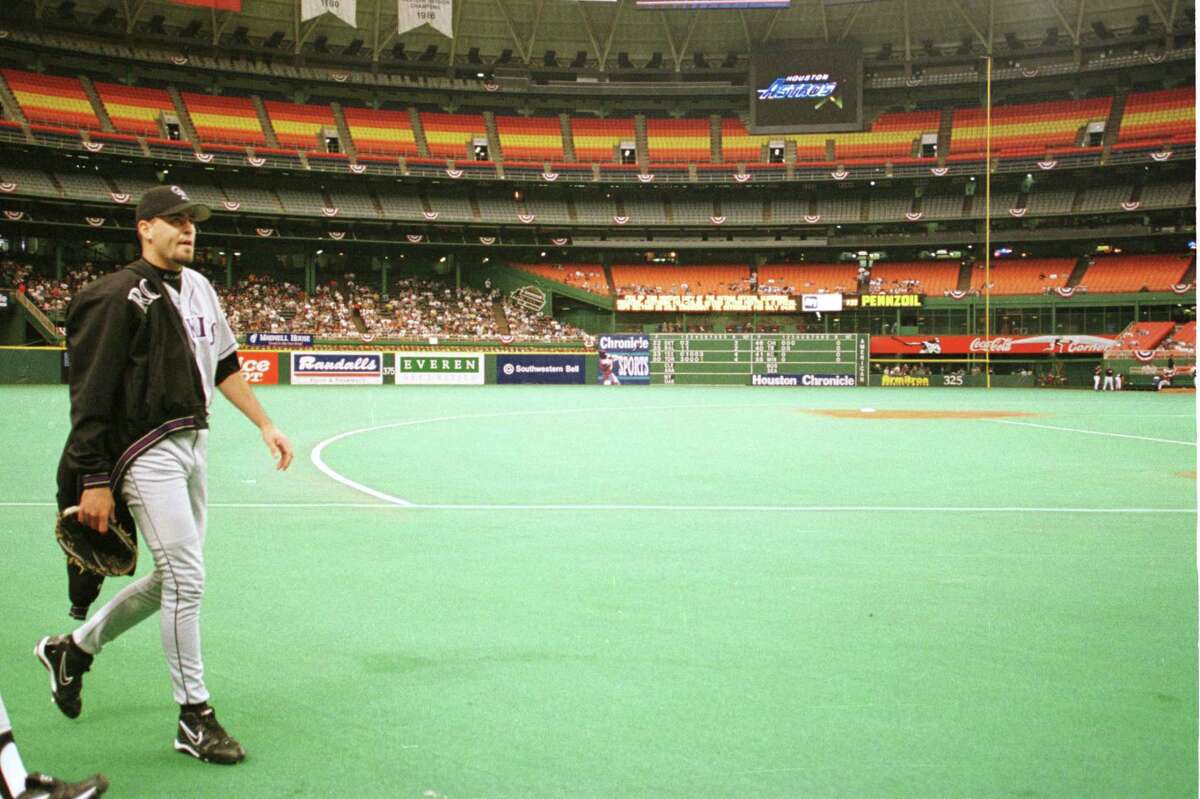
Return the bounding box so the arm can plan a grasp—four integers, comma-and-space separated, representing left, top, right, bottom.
72, 430, 210, 706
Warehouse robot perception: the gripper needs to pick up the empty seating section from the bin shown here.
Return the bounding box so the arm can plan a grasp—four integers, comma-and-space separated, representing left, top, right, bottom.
835, 111, 939, 160
219, 183, 280, 213
814, 194, 861, 222
1077, 184, 1132, 212
182, 92, 265, 145
512, 263, 609, 294
722, 197, 762, 224
671, 197, 715, 224
1080, 254, 1193, 292
611, 265, 750, 294
264, 101, 336, 150
623, 195, 667, 224
645, 118, 710, 163
1118, 88, 1195, 146
0, 165, 61, 198
921, 189, 966, 219
720, 118, 773, 163
867, 193, 911, 221
342, 107, 418, 156
1139, 181, 1194, 209
969, 258, 1073, 294
871, 262, 961, 294
1023, 189, 1076, 216
274, 188, 326, 215
1114, 320, 1176, 350
423, 192, 473, 221
1171, 321, 1196, 347
2, 69, 98, 129
494, 116, 563, 161
421, 112, 487, 159
54, 170, 113, 202
522, 193, 572, 223
571, 118, 634, 162
757, 265, 858, 294
951, 97, 1110, 155
476, 194, 518, 222
178, 181, 228, 208
770, 198, 809, 223
573, 196, 617, 223
94, 82, 174, 137
376, 190, 427, 220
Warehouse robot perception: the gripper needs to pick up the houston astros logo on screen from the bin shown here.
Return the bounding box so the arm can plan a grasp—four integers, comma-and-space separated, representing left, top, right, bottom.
757, 74, 840, 104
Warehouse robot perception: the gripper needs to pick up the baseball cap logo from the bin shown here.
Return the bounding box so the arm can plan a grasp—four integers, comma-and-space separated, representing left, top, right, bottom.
170, 185, 189, 201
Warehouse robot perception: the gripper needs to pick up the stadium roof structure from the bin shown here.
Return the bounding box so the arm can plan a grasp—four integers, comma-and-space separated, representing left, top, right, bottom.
2, 0, 1189, 71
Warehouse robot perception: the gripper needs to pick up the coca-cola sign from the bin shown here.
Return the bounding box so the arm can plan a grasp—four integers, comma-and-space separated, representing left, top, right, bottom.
872, 334, 1118, 356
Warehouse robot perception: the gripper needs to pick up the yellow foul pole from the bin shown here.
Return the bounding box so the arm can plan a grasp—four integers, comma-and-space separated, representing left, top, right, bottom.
984, 56, 992, 388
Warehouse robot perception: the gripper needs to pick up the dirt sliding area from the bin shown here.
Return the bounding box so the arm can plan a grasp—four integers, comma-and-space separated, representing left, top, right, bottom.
807, 409, 1041, 420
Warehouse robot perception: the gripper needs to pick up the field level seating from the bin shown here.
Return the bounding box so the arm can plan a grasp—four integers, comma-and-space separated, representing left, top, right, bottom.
611, 265, 751, 294
757, 264, 859, 294
1079, 254, 1193, 293
512, 263, 609, 294
871, 261, 962, 294
969, 258, 1075, 295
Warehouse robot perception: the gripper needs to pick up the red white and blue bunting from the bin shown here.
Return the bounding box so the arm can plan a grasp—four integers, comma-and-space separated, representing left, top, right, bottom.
110, 192, 131, 204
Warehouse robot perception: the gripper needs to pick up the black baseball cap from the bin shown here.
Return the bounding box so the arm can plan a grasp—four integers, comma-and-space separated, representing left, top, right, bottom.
135, 185, 211, 223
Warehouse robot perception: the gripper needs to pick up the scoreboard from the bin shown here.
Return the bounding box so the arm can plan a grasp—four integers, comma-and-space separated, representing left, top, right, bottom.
650, 333, 868, 386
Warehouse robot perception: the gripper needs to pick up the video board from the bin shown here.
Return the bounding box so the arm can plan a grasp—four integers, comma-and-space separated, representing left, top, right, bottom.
749, 43, 863, 133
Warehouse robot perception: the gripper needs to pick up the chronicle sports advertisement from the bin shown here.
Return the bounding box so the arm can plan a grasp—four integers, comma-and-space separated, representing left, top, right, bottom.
750, 373, 856, 387
394, 352, 485, 385
290, 352, 384, 385
749, 44, 863, 133
597, 334, 651, 385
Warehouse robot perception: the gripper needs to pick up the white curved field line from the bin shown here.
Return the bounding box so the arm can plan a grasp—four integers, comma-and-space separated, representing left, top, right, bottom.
985, 418, 1197, 447
309, 404, 1198, 515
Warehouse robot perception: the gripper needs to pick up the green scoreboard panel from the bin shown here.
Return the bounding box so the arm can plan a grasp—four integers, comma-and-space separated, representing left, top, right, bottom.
650, 333, 868, 386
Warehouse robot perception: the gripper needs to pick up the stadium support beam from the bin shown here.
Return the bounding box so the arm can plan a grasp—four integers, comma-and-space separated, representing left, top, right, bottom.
523, 0, 546, 65
121, 0, 148, 35
818, 1, 829, 42
902, 0, 911, 62
1075, 0, 1087, 47
448, 0, 466, 66
493, 0, 529, 64
373, 0, 397, 65
576, 4, 604, 67
1146, 0, 1171, 27
599, 0, 626, 71
737, 10, 753, 51
760, 8, 783, 45
947, 0, 990, 53
676, 12, 700, 69
34, 0, 48, 21
1047, 0, 1080, 44
211, 8, 236, 47
838, 3, 863, 40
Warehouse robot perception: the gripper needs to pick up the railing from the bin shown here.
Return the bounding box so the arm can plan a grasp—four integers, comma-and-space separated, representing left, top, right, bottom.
8, 289, 65, 343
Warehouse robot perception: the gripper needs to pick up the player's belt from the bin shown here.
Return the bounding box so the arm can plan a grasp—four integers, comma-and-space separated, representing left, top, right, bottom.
110, 415, 204, 489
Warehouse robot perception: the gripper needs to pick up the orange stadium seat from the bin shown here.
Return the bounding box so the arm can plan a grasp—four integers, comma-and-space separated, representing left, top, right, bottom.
512, 263, 609, 294
968, 258, 1074, 295
1114, 320, 1176, 350
871, 261, 962, 294
645, 119, 710, 163
342, 106, 419, 156
1117, 88, 1196, 146
1171, 321, 1196, 347
494, 116, 563, 161
2, 69, 99, 130
264, 100, 336, 150
611, 265, 751, 294
1079, 254, 1193, 293
421, 112, 488, 159
951, 97, 1111, 155
181, 92, 266, 146
571, 117, 635, 163
94, 81, 176, 137
757, 264, 858, 294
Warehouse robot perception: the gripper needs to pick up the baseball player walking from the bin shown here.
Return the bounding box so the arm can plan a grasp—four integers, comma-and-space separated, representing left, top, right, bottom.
36, 185, 293, 765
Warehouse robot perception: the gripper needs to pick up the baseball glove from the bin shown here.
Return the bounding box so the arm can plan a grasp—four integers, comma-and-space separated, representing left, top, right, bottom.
55, 506, 137, 577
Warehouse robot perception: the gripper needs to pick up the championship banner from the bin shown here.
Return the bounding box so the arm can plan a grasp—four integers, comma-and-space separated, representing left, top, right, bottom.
171, 0, 241, 9
303, 0, 357, 26
870, 334, 1118, 356
394, 352, 484, 385
397, 0, 452, 38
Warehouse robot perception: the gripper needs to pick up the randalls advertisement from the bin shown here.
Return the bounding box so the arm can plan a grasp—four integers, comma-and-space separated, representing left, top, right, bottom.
291, 352, 384, 385
598, 334, 650, 385
395, 352, 485, 385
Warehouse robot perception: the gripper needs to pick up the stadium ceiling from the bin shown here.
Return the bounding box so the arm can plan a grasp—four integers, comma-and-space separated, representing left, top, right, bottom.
14, 0, 1186, 67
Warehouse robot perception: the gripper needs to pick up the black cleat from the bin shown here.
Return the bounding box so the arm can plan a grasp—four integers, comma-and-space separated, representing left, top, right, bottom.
174, 708, 246, 765
17, 771, 108, 798
34, 636, 92, 720
68, 606, 88, 621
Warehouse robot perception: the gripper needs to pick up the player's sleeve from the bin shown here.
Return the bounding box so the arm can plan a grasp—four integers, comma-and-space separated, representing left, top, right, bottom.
211, 281, 240, 384
62, 285, 135, 489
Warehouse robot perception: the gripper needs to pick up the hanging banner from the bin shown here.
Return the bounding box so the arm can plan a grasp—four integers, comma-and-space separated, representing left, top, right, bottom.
397, 0, 452, 37
302, 0, 357, 27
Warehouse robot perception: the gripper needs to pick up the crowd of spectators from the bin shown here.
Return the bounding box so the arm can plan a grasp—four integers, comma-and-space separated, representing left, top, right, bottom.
1, 260, 585, 342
